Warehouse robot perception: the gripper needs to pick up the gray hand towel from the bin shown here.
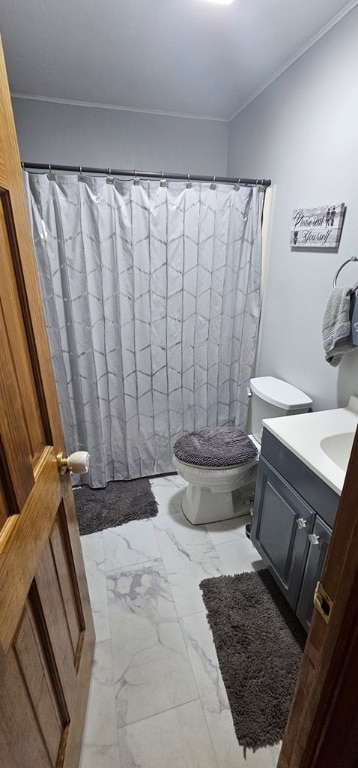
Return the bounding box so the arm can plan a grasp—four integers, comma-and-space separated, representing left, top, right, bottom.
322, 287, 355, 367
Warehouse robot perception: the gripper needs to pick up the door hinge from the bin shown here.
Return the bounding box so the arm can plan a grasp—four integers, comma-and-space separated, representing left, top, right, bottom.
314, 581, 333, 624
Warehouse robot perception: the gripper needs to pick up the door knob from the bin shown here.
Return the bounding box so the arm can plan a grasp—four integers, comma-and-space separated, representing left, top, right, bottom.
57, 451, 90, 476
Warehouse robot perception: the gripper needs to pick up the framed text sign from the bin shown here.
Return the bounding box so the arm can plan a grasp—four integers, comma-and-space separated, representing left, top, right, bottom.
290, 202, 345, 248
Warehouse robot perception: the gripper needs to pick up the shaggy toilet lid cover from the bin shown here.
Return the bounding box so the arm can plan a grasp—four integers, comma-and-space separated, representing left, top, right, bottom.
173, 427, 258, 468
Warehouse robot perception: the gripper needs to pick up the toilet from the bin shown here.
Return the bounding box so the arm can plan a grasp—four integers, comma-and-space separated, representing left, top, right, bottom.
173, 376, 312, 525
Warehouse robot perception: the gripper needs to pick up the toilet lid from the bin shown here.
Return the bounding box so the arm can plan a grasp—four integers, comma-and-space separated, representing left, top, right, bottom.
173, 427, 258, 468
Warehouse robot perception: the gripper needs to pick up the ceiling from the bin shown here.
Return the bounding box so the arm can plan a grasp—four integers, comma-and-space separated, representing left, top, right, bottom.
1, 0, 357, 121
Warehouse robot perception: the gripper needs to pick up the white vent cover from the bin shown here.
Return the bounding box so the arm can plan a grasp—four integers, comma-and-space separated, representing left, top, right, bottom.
250, 376, 312, 411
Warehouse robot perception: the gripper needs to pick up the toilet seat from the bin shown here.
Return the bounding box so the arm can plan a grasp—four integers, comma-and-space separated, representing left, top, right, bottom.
173, 426, 258, 467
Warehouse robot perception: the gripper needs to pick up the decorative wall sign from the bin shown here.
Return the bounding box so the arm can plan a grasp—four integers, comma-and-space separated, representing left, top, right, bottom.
290, 202, 345, 248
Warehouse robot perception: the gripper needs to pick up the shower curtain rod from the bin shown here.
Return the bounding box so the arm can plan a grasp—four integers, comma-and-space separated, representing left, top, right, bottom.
22, 162, 271, 188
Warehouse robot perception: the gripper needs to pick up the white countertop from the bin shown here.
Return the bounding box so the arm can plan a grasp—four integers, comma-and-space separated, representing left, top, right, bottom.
262, 395, 358, 495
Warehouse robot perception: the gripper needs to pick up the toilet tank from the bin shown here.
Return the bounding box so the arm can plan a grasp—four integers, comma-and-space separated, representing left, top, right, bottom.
250, 376, 313, 444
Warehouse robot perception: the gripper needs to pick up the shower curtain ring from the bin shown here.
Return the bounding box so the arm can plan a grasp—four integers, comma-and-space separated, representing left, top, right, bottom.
210, 176, 216, 190
47, 164, 55, 180
160, 171, 167, 188
106, 168, 114, 184
186, 173, 192, 189
133, 169, 140, 186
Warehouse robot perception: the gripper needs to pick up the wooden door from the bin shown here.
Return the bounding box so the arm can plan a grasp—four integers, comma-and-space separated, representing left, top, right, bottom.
278, 427, 358, 767
0, 40, 95, 768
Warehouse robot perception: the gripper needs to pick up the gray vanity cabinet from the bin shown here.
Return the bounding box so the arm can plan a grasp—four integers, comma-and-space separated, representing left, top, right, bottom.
252, 457, 314, 610
251, 429, 339, 629
295, 515, 332, 630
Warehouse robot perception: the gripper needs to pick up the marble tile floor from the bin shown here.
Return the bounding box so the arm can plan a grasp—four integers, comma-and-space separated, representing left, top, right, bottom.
79, 475, 281, 768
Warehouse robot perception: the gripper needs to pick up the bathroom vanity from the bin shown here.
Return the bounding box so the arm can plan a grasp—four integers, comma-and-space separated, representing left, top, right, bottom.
251, 396, 358, 630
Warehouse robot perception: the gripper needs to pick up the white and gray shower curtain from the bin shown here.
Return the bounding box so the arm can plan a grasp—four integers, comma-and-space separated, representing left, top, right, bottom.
25, 173, 264, 487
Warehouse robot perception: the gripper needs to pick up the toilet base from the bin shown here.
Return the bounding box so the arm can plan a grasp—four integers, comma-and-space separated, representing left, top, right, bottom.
182, 484, 236, 525
181, 472, 257, 525
173, 449, 258, 526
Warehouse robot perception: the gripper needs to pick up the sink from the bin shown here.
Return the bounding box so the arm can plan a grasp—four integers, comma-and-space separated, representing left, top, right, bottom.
263, 395, 358, 494
320, 432, 355, 471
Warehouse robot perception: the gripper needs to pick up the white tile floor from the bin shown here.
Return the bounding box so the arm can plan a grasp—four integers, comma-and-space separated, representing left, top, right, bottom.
79, 475, 281, 768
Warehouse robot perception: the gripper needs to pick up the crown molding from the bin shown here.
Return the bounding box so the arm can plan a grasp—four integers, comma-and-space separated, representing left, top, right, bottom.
228, 0, 358, 122
11, 93, 229, 123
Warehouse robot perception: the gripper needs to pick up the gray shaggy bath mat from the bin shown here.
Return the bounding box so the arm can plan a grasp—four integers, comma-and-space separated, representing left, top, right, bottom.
74, 478, 158, 535
200, 569, 306, 751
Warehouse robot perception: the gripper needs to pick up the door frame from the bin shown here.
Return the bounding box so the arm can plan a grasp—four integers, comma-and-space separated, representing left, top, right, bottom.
278, 426, 358, 767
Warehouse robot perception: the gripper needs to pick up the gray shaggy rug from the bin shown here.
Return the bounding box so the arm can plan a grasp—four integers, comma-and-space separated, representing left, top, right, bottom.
200, 569, 306, 752
74, 478, 158, 535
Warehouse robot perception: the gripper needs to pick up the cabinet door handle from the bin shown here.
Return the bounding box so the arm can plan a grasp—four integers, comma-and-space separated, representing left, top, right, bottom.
308, 533, 320, 545
296, 517, 307, 529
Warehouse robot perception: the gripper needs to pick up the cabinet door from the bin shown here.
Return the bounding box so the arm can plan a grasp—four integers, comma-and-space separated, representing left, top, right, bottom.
252, 457, 314, 609
296, 515, 331, 630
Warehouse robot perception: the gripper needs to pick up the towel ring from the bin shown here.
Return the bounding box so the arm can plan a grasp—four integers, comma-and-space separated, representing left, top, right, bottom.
333, 256, 358, 288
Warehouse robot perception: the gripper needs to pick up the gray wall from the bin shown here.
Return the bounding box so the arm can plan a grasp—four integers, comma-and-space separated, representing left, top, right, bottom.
12, 98, 229, 175
227, 6, 358, 411
12, 6, 358, 411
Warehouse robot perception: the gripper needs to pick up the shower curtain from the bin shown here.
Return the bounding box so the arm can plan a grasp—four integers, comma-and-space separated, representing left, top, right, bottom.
25, 173, 265, 487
